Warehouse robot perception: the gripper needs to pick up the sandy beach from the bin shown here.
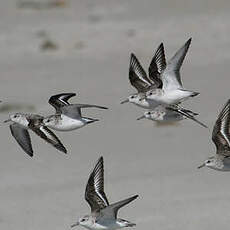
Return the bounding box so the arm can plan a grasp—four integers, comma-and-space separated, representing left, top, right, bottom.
0, 0, 230, 230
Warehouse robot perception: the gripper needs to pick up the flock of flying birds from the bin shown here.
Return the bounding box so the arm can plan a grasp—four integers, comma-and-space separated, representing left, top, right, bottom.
4, 93, 108, 157
3, 37, 230, 229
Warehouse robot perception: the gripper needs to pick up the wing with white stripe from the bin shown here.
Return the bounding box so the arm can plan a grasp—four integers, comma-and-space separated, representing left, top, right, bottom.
29, 121, 67, 154
212, 100, 230, 156
49, 93, 76, 113
129, 53, 152, 93
85, 156, 109, 213
148, 43, 166, 88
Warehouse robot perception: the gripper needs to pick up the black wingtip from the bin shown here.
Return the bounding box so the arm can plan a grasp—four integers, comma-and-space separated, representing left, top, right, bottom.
159, 42, 164, 48
98, 156, 104, 162
127, 195, 139, 202
186, 37, 192, 47
86, 118, 99, 124
130, 53, 135, 58
26, 151, 34, 157
98, 106, 108, 110
132, 194, 139, 199
63, 147, 67, 154
93, 156, 104, 172
49, 93, 76, 105
51, 92, 76, 97
191, 92, 199, 97
55, 144, 67, 154
130, 53, 138, 65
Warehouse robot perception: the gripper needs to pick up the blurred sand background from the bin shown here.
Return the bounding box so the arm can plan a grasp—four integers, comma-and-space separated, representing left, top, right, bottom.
0, 0, 230, 229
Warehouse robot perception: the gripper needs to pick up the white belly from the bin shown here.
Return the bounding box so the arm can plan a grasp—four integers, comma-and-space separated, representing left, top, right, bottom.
92, 222, 121, 230
132, 99, 159, 109
49, 115, 86, 131
86, 222, 120, 230
149, 90, 191, 105
162, 90, 193, 104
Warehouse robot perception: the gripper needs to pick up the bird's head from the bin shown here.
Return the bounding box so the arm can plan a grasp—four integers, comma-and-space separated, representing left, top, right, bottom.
71, 215, 92, 229
198, 157, 220, 169
4, 113, 25, 124
121, 94, 141, 104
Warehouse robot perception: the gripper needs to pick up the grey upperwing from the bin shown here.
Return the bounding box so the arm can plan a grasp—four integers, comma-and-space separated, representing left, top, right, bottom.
162, 38, 192, 90
97, 195, 138, 221
49, 93, 76, 113
61, 104, 108, 119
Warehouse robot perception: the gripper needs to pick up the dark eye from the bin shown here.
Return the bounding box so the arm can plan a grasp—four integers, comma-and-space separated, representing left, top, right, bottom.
207, 160, 211, 163
14, 115, 17, 118
131, 96, 134, 99
149, 92, 152, 95
47, 119, 50, 122
82, 218, 86, 222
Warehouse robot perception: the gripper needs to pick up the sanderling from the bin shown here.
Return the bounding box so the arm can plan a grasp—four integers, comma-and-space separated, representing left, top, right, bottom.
43, 93, 108, 131
4, 113, 67, 157
121, 43, 165, 109
198, 99, 230, 171
136, 105, 207, 128
71, 156, 138, 230
146, 38, 199, 105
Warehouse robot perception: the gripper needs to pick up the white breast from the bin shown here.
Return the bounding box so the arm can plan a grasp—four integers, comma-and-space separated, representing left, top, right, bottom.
90, 222, 121, 230
50, 115, 86, 131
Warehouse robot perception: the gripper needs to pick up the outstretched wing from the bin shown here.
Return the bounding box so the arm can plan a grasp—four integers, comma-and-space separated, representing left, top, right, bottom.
212, 99, 230, 156
148, 43, 166, 88
10, 123, 33, 157
49, 93, 76, 113
29, 122, 67, 154
98, 195, 138, 221
85, 156, 109, 213
162, 38, 192, 91
61, 104, 108, 119
129, 53, 152, 93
